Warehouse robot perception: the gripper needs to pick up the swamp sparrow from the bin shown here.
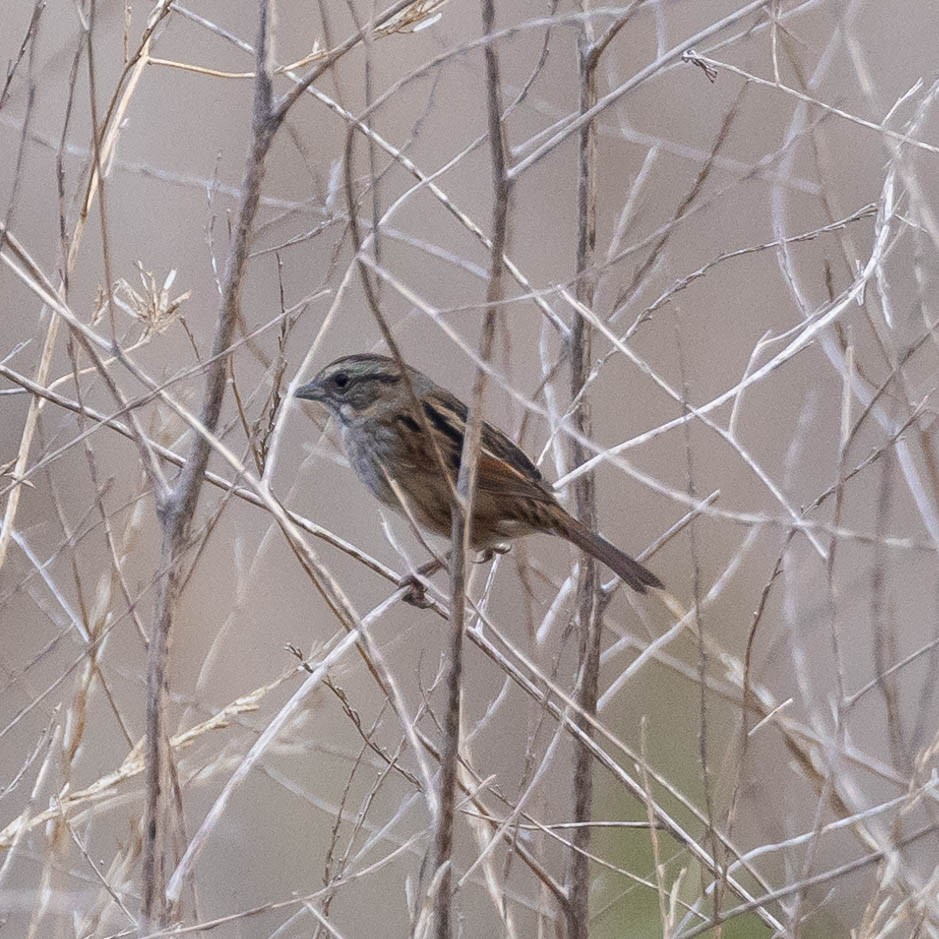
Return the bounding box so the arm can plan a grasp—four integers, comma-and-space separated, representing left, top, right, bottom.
296, 354, 662, 594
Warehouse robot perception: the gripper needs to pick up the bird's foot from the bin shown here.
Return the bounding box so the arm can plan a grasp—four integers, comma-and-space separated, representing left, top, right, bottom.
398, 573, 434, 608
475, 543, 511, 564
397, 556, 445, 608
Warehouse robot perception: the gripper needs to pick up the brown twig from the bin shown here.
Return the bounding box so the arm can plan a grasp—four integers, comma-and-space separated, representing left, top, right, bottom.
141, 3, 278, 925
565, 19, 601, 939
431, 3, 511, 935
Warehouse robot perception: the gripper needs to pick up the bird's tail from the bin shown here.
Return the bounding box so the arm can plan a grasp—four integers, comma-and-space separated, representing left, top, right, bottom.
558, 515, 662, 593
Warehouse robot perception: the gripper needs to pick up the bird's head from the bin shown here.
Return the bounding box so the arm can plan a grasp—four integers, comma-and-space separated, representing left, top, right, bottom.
296, 353, 414, 424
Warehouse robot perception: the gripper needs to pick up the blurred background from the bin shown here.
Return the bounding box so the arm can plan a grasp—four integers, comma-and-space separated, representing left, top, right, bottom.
2, 1, 938, 935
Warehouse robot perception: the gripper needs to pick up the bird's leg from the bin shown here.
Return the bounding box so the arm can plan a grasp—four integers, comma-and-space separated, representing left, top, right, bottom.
475, 543, 511, 564
398, 555, 445, 608
398, 544, 510, 607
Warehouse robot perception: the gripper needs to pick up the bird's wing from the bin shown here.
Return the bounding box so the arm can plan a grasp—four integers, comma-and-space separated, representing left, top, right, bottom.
419, 389, 556, 504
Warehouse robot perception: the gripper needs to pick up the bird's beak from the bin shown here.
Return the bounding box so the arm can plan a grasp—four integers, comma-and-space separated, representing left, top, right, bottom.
295, 378, 325, 402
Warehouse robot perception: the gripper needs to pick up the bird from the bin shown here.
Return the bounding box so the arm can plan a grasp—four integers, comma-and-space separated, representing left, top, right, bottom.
295, 353, 661, 594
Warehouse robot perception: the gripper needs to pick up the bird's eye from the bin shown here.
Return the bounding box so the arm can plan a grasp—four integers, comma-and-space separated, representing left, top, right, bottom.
332, 372, 349, 390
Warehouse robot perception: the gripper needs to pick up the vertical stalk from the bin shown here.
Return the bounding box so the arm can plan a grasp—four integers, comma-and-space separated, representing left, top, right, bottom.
141, 3, 276, 928
566, 25, 600, 939
432, 1, 509, 934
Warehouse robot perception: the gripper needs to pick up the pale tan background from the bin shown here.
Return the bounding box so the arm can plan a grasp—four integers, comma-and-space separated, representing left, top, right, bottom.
2, 1, 938, 936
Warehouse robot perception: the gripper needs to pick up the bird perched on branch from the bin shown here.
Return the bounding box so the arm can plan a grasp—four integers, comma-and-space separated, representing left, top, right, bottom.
296, 353, 661, 594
